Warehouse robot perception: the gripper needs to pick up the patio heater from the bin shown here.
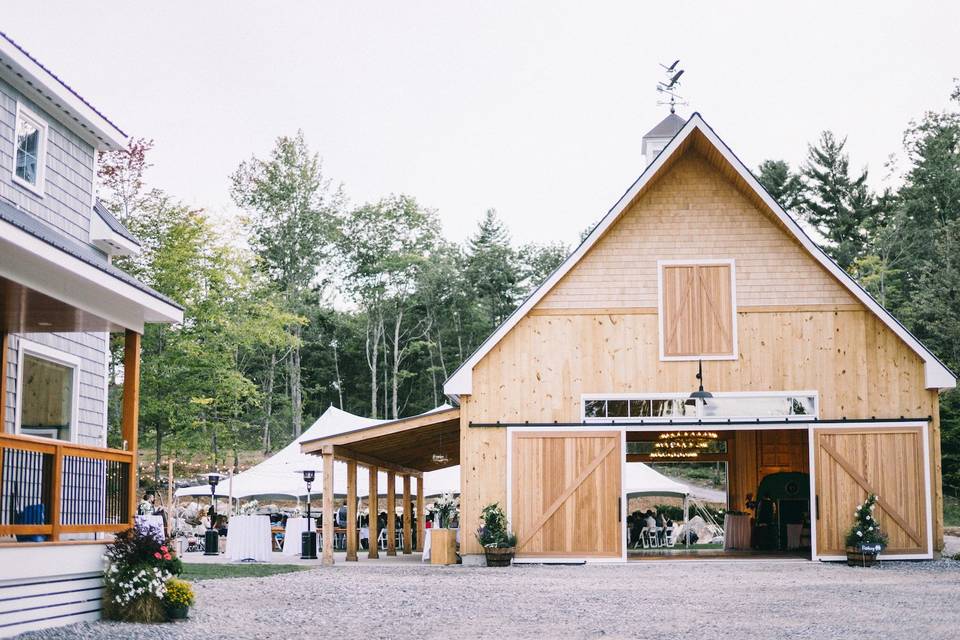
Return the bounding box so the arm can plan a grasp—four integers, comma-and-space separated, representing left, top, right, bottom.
299, 469, 318, 559
204, 472, 222, 556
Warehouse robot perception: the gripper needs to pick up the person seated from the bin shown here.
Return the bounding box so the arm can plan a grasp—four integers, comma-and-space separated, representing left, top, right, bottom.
644, 510, 656, 531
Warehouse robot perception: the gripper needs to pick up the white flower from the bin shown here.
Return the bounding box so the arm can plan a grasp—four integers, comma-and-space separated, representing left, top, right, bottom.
856, 531, 863, 537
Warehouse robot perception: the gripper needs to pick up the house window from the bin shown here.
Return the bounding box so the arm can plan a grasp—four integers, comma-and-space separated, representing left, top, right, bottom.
658, 260, 737, 360
15, 341, 79, 442
12, 104, 47, 195
582, 392, 817, 422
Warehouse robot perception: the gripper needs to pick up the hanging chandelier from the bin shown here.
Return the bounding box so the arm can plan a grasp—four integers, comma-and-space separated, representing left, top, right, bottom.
651, 431, 719, 459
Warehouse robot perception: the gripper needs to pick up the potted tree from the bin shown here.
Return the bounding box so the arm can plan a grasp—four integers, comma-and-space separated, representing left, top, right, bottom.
476, 503, 517, 567
845, 494, 888, 567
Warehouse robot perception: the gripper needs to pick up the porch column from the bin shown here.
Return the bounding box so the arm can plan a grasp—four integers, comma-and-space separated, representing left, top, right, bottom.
402, 475, 412, 554
0, 332, 8, 431
386, 470, 396, 556
416, 475, 425, 552
121, 330, 141, 525
368, 465, 379, 559
346, 459, 358, 561
322, 450, 335, 565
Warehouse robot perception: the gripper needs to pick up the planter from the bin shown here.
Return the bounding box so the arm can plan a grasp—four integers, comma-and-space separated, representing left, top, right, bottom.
167, 604, 190, 620
484, 546, 515, 567
846, 548, 879, 567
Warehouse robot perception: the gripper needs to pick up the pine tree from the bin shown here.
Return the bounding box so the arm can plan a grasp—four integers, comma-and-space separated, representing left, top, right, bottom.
465, 209, 520, 329
756, 159, 804, 214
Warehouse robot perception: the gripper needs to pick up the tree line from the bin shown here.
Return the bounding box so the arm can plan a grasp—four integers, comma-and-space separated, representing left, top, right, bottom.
104, 84, 960, 496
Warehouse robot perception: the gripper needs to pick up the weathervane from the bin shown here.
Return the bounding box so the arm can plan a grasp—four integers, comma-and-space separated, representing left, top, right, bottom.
656, 59, 688, 114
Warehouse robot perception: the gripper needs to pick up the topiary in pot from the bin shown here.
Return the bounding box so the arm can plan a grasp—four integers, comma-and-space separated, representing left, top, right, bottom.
845, 494, 888, 567
475, 503, 517, 567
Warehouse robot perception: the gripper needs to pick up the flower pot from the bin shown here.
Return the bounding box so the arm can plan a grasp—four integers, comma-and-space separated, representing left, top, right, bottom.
846, 548, 879, 567
484, 546, 514, 567
167, 604, 190, 620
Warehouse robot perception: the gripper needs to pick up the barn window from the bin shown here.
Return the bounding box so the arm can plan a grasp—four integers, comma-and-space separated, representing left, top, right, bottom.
658, 260, 737, 360
582, 392, 818, 422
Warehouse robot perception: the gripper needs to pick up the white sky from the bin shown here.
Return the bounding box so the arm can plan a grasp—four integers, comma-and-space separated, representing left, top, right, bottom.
12, 2, 960, 246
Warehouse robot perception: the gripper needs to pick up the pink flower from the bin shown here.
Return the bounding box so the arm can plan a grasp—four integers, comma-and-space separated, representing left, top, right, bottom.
160, 546, 168, 552
154, 552, 162, 559
163, 554, 172, 561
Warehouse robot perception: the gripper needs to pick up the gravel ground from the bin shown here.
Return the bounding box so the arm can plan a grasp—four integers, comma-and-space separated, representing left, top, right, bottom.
18, 559, 960, 640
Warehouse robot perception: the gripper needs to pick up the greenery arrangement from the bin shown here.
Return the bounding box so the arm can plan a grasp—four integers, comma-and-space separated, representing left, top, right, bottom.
102, 527, 184, 623
475, 503, 517, 549
844, 494, 888, 550
432, 492, 459, 528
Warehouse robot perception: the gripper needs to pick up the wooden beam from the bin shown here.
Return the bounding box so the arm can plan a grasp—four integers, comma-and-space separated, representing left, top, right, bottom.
386, 470, 396, 556
402, 475, 412, 554
322, 451, 335, 565
331, 446, 423, 477
0, 331, 8, 431
368, 465, 379, 559
416, 475, 425, 552
346, 459, 358, 561
301, 408, 460, 452
121, 330, 141, 525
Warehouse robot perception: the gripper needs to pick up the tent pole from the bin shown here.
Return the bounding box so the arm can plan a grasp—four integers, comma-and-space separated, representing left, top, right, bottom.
684, 494, 690, 547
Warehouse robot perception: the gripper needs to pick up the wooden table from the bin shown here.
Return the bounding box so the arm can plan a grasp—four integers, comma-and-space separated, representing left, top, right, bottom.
429, 528, 458, 565
723, 513, 752, 550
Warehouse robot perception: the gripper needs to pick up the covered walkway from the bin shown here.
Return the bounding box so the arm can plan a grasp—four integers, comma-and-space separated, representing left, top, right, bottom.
300, 406, 460, 564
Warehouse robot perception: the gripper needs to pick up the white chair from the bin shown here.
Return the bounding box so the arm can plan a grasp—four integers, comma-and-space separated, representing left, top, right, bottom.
377, 528, 388, 550
664, 526, 676, 547
645, 527, 661, 548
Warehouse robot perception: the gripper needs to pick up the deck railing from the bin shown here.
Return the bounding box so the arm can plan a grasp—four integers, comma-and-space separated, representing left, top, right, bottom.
0, 433, 133, 542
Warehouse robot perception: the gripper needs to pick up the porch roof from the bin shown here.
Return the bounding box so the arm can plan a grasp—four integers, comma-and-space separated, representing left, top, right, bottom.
301, 406, 460, 474
0, 201, 183, 333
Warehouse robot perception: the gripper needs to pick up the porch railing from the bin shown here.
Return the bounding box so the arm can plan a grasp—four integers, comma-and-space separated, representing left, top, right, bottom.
0, 433, 133, 542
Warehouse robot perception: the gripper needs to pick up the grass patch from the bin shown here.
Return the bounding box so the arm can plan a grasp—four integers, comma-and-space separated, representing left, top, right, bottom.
945, 494, 960, 528
181, 563, 309, 581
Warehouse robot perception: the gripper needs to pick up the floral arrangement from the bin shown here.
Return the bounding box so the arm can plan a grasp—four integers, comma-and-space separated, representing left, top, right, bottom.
240, 499, 260, 515
844, 494, 888, 551
163, 578, 195, 608
102, 527, 183, 622
432, 492, 459, 528
475, 503, 517, 549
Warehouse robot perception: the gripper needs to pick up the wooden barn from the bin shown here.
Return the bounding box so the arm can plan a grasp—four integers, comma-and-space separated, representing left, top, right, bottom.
306, 112, 954, 564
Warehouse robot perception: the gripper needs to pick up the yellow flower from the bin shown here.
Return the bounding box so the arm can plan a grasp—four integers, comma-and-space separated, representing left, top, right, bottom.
164, 579, 195, 608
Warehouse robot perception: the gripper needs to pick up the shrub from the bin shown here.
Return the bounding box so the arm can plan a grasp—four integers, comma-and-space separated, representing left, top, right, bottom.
475, 503, 517, 549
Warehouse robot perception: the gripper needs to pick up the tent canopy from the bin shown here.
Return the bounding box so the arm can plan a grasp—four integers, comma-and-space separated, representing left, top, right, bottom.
624, 462, 690, 498
175, 405, 460, 501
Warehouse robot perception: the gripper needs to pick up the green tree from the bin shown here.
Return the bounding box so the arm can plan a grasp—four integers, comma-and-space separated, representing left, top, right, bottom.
518, 241, 568, 296
756, 159, 804, 214
465, 209, 520, 329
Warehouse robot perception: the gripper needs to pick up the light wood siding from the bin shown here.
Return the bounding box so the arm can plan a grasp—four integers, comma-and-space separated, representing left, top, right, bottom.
511, 431, 621, 557
662, 263, 734, 357
814, 427, 928, 556
536, 152, 856, 311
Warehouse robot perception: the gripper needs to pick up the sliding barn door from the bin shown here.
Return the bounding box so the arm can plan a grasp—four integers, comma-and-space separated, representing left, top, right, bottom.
511, 431, 621, 558
814, 427, 929, 557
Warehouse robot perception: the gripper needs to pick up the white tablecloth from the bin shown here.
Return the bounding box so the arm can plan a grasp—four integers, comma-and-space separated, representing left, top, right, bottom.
135, 515, 165, 540
228, 515, 272, 562
281, 517, 312, 557
422, 528, 459, 562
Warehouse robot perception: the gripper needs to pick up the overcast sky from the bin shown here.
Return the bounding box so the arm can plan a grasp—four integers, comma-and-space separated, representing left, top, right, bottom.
9, 2, 960, 246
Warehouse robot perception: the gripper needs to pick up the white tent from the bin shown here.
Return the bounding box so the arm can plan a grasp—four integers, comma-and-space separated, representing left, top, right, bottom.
624, 462, 690, 497
174, 405, 460, 502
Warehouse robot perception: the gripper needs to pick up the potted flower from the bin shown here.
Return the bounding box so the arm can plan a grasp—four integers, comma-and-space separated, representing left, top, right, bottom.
432, 492, 459, 529
163, 578, 195, 619
102, 527, 183, 622
845, 494, 887, 567
476, 503, 517, 567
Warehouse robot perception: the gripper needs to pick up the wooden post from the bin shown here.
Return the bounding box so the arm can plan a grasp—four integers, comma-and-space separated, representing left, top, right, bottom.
368, 465, 379, 559
121, 330, 141, 525
346, 459, 358, 561
322, 451, 335, 565
386, 470, 396, 556
416, 475, 425, 552
50, 443, 63, 541
402, 474, 412, 554
0, 331, 8, 432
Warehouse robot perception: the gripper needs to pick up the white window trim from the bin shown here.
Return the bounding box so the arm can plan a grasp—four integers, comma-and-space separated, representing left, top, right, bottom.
657, 258, 738, 361
14, 338, 81, 443
580, 390, 819, 423
12, 102, 48, 197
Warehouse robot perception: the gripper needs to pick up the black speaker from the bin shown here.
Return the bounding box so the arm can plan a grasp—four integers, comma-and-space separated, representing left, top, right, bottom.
204, 529, 219, 555
301, 530, 318, 559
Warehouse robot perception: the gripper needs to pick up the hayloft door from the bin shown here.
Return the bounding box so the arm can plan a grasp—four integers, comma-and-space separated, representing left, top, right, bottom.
511, 431, 622, 558
813, 426, 931, 558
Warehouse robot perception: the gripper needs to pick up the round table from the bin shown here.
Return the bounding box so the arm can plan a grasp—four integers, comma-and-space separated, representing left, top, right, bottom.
723, 513, 752, 550
228, 515, 272, 562
281, 517, 312, 557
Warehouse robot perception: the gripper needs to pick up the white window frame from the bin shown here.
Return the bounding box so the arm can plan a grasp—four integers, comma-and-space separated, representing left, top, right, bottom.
657, 258, 738, 362
12, 102, 48, 197
581, 390, 819, 423
14, 338, 81, 443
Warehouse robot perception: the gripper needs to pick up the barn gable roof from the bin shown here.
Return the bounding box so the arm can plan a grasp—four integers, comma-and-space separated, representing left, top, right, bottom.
443, 113, 956, 395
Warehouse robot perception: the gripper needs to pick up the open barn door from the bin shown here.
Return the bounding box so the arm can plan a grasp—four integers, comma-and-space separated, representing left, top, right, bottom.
813, 426, 931, 559
510, 431, 622, 559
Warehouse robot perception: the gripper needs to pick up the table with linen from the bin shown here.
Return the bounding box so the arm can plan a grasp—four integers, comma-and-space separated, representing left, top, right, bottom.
723, 513, 752, 550
227, 515, 272, 562
281, 517, 311, 557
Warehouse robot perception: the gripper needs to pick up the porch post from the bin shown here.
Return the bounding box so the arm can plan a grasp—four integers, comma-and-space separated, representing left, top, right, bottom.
346, 459, 358, 561
402, 474, 412, 554
416, 475, 425, 552
121, 330, 141, 525
368, 465, 379, 559
322, 450, 335, 565
386, 470, 396, 556
0, 331, 8, 431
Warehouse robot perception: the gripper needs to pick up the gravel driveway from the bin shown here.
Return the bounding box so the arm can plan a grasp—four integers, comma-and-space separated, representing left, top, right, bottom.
18, 559, 960, 640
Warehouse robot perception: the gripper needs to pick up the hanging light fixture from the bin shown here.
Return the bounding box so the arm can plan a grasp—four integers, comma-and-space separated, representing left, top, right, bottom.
685, 359, 713, 407
651, 431, 719, 459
